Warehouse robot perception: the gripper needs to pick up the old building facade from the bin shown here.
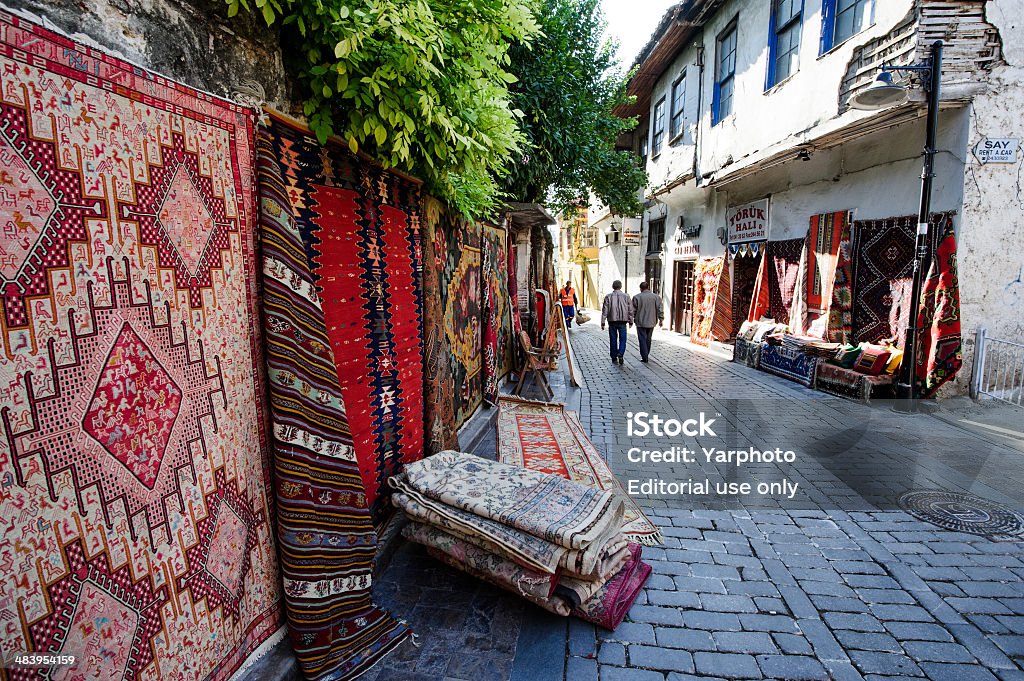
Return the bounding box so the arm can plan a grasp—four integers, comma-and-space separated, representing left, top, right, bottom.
596, 0, 1020, 395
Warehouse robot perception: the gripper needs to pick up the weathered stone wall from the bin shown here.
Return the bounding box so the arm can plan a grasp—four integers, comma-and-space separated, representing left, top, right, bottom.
952, 0, 1022, 395
6, 0, 294, 108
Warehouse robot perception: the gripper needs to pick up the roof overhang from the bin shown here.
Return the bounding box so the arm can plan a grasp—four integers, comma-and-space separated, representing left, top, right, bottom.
506, 202, 557, 230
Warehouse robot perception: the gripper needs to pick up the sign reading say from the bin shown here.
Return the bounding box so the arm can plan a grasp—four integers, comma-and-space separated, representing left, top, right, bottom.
726, 199, 770, 244
975, 137, 1019, 164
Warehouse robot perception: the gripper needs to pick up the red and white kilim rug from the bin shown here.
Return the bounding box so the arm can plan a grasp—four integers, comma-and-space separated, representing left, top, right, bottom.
496, 396, 663, 546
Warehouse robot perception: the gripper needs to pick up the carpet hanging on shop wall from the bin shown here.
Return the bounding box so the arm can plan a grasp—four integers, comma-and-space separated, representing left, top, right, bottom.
691, 256, 730, 346
731, 253, 762, 334
421, 198, 460, 454
482, 221, 511, 402
917, 215, 963, 397
436, 209, 483, 427
796, 210, 851, 337
747, 238, 806, 324
495, 396, 663, 546
0, 14, 282, 680
851, 216, 917, 346
261, 114, 425, 520
257, 124, 411, 680
826, 218, 855, 344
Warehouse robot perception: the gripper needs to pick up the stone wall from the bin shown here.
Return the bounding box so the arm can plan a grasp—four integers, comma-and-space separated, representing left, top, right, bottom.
6, 0, 293, 108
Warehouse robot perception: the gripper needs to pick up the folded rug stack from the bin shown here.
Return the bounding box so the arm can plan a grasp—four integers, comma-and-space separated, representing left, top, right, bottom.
390, 451, 650, 630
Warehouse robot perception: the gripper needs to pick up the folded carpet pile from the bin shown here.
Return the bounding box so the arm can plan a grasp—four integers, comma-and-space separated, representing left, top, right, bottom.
390, 452, 649, 629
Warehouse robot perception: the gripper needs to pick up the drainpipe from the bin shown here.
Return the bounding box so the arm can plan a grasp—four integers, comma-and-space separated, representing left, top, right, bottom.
693, 35, 705, 186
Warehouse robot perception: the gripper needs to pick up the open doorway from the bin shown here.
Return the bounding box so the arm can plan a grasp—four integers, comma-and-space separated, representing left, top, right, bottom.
672, 260, 695, 335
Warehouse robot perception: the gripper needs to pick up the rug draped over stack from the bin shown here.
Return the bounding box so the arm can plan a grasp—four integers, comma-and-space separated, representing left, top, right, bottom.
0, 15, 281, 680
495, 396, 663, 546
392, 452, 650, 630
258, 116, 412, 680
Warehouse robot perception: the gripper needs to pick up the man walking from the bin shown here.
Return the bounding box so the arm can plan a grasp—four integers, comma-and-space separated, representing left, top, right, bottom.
632, 281, 664, 363
601, 280, 633, 364
559, 280, 578, 325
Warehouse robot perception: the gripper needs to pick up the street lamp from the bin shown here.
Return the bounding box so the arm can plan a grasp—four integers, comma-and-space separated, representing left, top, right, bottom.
849, 40, 944, 413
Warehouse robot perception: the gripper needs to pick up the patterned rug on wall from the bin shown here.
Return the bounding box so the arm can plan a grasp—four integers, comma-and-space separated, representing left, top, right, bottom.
917, 215, 962, 397
435, 210, 483, 426
0, 14, 282, 680
257, 121, 411, 680
748, 238, 805, 325
482, 221, 511, 403
262, 114, 425, 521
691, 256, 729, 346
851, 216, 917, 346
799, 210, 851, 336
421, 198, 460, 454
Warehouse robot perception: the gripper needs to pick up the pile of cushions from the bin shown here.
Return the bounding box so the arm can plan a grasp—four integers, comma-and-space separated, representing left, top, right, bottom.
831, 341, 903, 376
390, 452, 650, 630
737, 319, 789, 344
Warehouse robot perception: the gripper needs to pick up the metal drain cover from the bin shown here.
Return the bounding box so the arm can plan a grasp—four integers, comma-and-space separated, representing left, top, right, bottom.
899, 490, 1024, 541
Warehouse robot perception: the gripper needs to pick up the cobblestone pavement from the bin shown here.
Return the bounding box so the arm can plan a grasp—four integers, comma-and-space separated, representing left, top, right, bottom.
368, 322, 1024, 681
565, 323, 1024, 681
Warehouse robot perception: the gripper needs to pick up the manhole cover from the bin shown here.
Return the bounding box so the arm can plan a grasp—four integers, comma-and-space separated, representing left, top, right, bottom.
899, 490, 1024, 541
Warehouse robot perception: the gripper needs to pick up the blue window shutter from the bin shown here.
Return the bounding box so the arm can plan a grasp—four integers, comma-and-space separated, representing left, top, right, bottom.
766, 3, 778, 90
712, 79, 721, 126
819, 0, 835, 54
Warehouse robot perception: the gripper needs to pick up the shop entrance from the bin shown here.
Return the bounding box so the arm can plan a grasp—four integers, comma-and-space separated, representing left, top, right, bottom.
672, 260, 695, 335
645, 257, 663, 295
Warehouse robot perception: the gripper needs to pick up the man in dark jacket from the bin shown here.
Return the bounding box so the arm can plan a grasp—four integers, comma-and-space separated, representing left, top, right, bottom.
601, 280, 633, 364
632, 281, 664, 363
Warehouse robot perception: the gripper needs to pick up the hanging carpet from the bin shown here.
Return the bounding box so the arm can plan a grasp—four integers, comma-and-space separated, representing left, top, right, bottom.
482, 221, 511, 403
748, 238, 806, 325
732, 253, 762, 335
0, 14, 281, 681
796, 210, 851, 337
432, 208, 483, 426
691, 256, 731, 346
495, 396, 663, 546
261, 113, 425, 521
916, 215, 962, 397
826, 218, 855, 344
257, 121, 411, 680
421, 198, 460, 454
851, 216, 917, 346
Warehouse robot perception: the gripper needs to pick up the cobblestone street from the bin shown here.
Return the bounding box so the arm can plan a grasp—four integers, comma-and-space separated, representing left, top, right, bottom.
369, 322, 1024, 681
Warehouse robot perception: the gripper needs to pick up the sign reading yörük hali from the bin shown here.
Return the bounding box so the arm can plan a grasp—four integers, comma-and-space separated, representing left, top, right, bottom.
974, 137, 1019, 164
726, 198, 770, 244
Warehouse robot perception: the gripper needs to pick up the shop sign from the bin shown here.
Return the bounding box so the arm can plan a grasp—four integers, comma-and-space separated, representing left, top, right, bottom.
674, 242, 700, 257
726, 199, 770, 244
974, 137, 1019, 164
622, 218, 642, 246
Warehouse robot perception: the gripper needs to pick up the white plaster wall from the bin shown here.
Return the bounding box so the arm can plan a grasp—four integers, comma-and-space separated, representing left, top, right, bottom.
697, 0, 915, 174
954, 0, 1024, 395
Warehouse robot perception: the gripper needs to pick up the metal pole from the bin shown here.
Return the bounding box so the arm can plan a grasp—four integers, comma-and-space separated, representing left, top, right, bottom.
970, 326, 987, 400
624, 245, 629, 294
894, 40, 943, 413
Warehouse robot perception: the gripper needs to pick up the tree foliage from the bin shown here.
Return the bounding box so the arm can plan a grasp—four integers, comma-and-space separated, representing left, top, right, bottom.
228, 0, 540, 216
503, 0, 647, 217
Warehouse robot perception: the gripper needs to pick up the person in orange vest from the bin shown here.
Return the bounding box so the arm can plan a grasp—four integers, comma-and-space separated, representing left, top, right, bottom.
559, 280, 578, 325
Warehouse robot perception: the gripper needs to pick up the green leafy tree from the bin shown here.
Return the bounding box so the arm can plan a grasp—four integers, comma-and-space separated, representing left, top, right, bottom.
229, 0, 540, 216
503, 0, 647, 216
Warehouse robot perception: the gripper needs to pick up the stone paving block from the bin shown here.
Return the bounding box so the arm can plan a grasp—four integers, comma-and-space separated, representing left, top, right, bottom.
738, 613, 799, 633
728, 581, 782, 598
756, 655, 830, 680
754, 596, 787, 614
800, 580, 857, 598
568, 619, 596, 657
647, 589, 701, 609
713, 631, 778, 654
646, 574, 676, 591
699, 594, 758, 613
675, 576, 727, 594
656, 627, 716, 651
901, 640, 974, 663
693, 652, 764, 679
599, 665, 664, 681
918, 662, 1000, 681
842, 575, 900, 590
598, 642, 627, 666
690, 564, 741, 581
605, 622, 655, 644
870, 604, 933, 622
848, 651, 923, 676
945, 598, 1013, 615
833, 630, 902, 653
823, 612, 886, 632
629, 645, 695, 673
683, 611, 742, 631
810, 595, 870, 613
854, 588, 916, 605
565, 656, 598, 681
629, 605, 685, 626
884, 621, 955, 642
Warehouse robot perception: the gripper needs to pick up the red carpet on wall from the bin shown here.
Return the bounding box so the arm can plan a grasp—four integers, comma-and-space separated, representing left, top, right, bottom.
917, 215, 963, 397
691, 256, 730, 346
482, 221, 511, 402
0, 14, 282, 680
262, 114, 425, 521
257, 120, 411, 680
748, 238, 806, 325
851, 216, 917, 346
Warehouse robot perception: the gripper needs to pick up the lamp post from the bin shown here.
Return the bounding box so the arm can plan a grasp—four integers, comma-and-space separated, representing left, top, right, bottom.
850, 40, 944, 413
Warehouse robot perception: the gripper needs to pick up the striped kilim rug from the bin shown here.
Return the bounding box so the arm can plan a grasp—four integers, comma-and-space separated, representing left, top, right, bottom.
496, 396, 664, 546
